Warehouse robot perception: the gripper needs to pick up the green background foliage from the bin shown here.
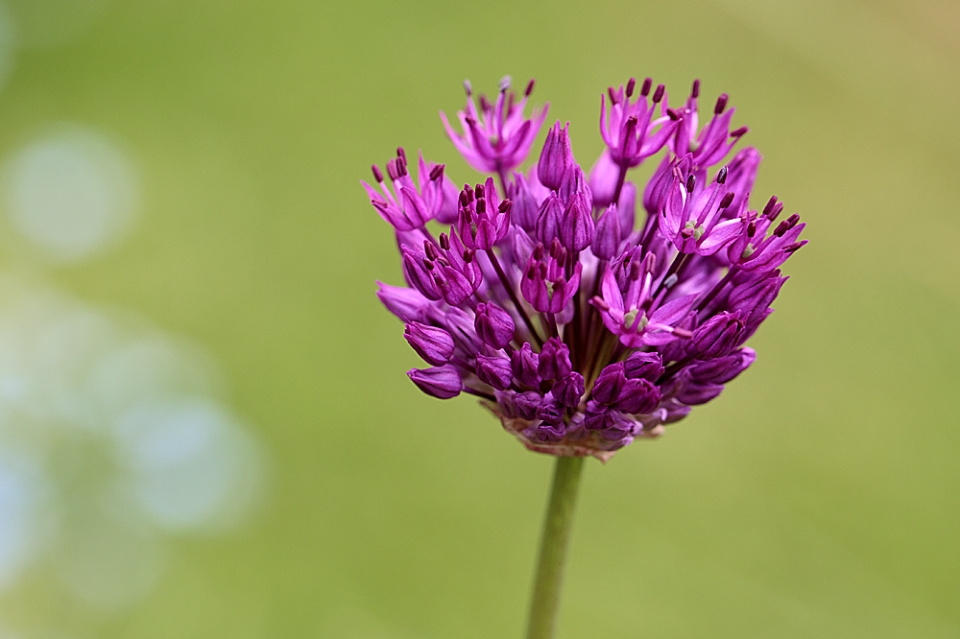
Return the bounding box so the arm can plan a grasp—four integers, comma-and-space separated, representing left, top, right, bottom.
0, 0, 957, 636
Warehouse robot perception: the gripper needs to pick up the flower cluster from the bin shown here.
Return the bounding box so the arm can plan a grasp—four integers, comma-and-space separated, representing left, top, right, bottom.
365, 76, 806, 460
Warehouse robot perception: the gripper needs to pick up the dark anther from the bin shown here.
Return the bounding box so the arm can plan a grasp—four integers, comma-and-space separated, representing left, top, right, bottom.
626, 77, 636, 98
429, 164, 445, 181
475, 183, 484, 198
439, 233, 450, 250
667, 108, 680, 121
371, 164, 383, 182
476, 199, 485, 215
464, 184, 474, 200
762, 195, 779, 217
498, 199, 511, 213
719, 192, 734, 209
773, 213, 800, 237
607, 87, 618, 105
652, 84, 665, 103
463, 249, 475, 263
532, 244, 544, 260
717, 166, 729, 185
396, 147, 406, 162
714, 94, 728, 115
641, 77, 652, 97
629, 260, 643, 280
783, 242, 804, 254
479, 95, 490, 112
424, 241, 439, 260
686, 174, 696, 193
525, 79, 535, 97
747, 221, 756, 237
730, 126, 748, 138
692, 78, 700, 99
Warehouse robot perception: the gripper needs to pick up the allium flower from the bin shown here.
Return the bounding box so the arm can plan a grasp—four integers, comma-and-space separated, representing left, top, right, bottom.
365, 77, 806, 462
441, 76, 549, 181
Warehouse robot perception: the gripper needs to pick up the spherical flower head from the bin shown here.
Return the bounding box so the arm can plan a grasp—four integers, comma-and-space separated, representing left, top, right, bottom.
367, 76, 806, 461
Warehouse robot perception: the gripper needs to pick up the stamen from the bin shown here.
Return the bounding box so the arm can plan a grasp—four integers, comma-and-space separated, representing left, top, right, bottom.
783, 242, 804, 254
717, 166, 728, 184
686, 174, 696, 193
608, 87, 618, 105
730, 126, 748, 138
397, 147, 406, 162
498, 199, 512, 213
525, 78, 535, 97
691, 78, 700, 99
424, 240, 438, 260
666, 108, 680, 121
463, 79, 472, 96
641, 77, 652, 97
762, 195, 779, 218
652, 84, 665, 103
439, 233, 450, 250
714, 93, 728, 115
719, 192, 734, 209
499, 75, 512, 93
371, 164, 383, 183
773, 213, 800, 237
626, 77, 636, 98
429, 164, 445, 181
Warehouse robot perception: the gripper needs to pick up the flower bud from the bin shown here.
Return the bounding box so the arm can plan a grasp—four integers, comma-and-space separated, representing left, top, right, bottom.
591, 204, 621, 259
537, 121, 572, 190
407, 365, 462, 399
676, 378, 724, 405
536, 192, 563, 245
553, 372, 585, 408
476, 352, 513, 390
623, 351, 664, 381
692, 312, 746, 359
404, 322, 455, 365
514, 390, 542, 420
688, 347, 755, 384
511, 343, 541, 388
377, 282, 430, 323
536, 392, 565, 424
474, 302, 516, 349
616, 377, 661, 414
592, 362, 625, 405
538, 338, 572, 381
560, 191, 595, 252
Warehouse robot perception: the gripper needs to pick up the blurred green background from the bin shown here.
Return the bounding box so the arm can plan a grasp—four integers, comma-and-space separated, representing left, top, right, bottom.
0, 0, 956, 637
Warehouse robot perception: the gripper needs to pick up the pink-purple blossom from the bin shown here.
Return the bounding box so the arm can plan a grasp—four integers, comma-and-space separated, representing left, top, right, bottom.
366, 76, 807, 461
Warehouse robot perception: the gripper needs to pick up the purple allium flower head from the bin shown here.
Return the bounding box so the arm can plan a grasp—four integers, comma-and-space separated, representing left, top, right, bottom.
367, 76, 807, 461
441, 77, 548, 178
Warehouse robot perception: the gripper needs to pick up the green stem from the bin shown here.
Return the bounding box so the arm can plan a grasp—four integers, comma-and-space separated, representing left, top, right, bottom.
526, 456, 586, 639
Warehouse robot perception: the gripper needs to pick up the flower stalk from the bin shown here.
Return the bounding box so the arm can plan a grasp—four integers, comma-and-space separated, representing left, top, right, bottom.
526, 456, 585, 639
